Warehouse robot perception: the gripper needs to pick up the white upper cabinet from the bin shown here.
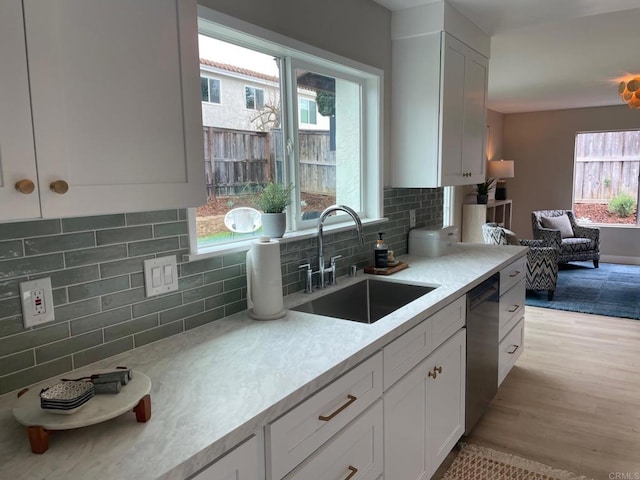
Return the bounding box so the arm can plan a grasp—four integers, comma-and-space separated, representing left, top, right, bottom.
0, 0, 205, 221
0, 2, 41, 219
391, 2, 489, 188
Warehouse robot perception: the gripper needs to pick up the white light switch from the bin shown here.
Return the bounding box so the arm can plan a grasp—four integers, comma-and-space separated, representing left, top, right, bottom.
144, 256, 179, 297
20, 278, 55, 328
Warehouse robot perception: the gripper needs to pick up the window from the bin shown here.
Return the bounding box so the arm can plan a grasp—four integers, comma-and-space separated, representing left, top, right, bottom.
573, 130, 639, 226
192, 9, 382, 256
299, 98, 317, 125
201, 77, 220, 103
245, 86, 264, 110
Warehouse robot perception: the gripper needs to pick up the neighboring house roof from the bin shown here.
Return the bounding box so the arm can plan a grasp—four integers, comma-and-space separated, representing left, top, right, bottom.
200, 58, 278, 83
200, 58, 316, 94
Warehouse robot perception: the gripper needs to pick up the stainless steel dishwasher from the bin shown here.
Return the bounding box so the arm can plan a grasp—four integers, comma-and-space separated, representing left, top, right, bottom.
465, 273, 500, 434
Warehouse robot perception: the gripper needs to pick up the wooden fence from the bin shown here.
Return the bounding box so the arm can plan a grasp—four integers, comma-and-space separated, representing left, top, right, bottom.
204, 127, 335, 197
574, 131, 640, 202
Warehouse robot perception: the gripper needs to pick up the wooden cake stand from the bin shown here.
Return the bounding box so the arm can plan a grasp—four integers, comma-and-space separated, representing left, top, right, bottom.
12, 370, 151, 454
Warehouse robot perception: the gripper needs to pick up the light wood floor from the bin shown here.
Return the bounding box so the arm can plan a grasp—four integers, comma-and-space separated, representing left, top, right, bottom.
462, 306, 640, 480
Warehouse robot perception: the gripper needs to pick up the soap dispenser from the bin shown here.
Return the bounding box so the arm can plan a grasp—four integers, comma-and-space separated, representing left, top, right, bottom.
374, 232, 388, 268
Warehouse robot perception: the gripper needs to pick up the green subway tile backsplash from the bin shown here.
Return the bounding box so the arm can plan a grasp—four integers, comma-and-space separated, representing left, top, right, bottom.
0, 219, 60, 241
0, 240, 24, 259
24, 232, 96, 255
62, 214, 126, 233
0, 188, 442, 395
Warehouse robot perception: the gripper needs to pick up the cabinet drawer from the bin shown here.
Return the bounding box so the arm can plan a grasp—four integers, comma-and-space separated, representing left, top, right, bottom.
499, 278, 525, 339
500, 257, 526, 295
498, 318, 524, 386
285, 400, 383, 480
267, 352, 383, 480
383, 296, 465, 391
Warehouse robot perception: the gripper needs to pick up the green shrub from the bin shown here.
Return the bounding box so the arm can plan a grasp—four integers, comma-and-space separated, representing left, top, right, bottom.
608, 192, 637, 217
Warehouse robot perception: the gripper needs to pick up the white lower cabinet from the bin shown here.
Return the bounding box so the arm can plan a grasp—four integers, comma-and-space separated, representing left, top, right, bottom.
384, 329, 466, 480
284, 400, 383, 480
191, 435, 262, 480
498, 257, 527, 386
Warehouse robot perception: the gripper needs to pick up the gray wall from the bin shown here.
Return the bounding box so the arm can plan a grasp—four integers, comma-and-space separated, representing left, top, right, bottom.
502, 104, 640, 262
0, 188, 442, 395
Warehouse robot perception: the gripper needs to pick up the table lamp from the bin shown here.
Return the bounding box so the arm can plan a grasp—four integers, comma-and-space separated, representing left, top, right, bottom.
487, 160, 514, 200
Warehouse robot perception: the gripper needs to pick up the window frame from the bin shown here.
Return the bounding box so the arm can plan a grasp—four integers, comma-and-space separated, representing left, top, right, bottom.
201, 76, 221, 104
245, 85, 265, 110
189, 6, 384, 259
572, 129, 640, 228
299, 98, 317, 125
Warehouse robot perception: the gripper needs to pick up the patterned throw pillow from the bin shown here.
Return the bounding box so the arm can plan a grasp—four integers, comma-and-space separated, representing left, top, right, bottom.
540, 214, 574, 238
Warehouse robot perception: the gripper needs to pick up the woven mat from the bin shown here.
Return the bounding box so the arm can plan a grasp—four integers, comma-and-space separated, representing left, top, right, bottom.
442, 443, 594, 480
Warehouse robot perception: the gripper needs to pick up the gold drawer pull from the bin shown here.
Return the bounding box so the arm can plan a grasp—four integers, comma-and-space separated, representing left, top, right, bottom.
50, 180, 69, 194
428, 366, 443, 379
318, 394, 357, 422
509, 270, 521, 278
344, 465, 358, 480
15, 179, 35, 194
507, 344, 520, 355
507, 305, 520, 313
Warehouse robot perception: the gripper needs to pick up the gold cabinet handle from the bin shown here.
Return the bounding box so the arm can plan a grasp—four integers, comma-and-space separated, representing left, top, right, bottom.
507, 305, 520, 313
344, 466, 358, 480
15, 179, 35, 194
509, 270, 521, 277
428, 366, 443, 379
318, 394, 357, 422
507, 344, 520, 355
50, 180, 69, 194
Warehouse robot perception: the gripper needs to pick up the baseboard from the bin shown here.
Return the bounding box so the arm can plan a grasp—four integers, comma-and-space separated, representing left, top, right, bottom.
600, 254, 640, 265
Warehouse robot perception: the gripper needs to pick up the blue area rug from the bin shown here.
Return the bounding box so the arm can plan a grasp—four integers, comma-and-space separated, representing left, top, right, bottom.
525, 262, 640, 320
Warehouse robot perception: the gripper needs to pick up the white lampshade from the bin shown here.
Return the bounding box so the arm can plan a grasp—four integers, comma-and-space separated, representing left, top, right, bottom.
487, 160, 514, 179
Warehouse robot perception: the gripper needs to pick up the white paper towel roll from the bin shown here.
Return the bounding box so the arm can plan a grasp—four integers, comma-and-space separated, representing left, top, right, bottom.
246, 237, 286, 320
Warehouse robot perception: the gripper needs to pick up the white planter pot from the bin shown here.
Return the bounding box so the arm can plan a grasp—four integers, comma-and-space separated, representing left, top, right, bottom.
261, 213, 286, 238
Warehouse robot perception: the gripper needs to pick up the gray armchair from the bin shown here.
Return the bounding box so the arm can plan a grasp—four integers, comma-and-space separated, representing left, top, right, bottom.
482, 223, 559, 300
531, 210, 600, 268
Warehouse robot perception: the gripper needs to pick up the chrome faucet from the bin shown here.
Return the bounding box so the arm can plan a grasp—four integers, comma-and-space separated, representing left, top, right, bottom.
317, 205, 365, 288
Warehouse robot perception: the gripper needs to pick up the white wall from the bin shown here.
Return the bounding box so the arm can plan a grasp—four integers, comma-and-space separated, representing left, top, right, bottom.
503, 104, 640, 262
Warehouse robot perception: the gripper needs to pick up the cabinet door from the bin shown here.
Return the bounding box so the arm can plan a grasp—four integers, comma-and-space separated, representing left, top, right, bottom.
440, 33, 487, 186
384, 355, 430, 480
384, 328, 466, 480
0, 1, 41, 220
426, 328, 466, 471
191, 436, 261, 480
23, 0, 205, 217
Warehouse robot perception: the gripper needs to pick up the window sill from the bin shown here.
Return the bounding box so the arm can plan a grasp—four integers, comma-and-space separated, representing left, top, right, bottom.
185, 217, 388, 262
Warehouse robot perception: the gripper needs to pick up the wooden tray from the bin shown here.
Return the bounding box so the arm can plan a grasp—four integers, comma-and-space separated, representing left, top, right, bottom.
364, 261, 409, 275
13, 370, 151, 453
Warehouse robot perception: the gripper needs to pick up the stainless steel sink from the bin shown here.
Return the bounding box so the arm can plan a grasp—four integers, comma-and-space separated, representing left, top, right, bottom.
291, 279, 437, 324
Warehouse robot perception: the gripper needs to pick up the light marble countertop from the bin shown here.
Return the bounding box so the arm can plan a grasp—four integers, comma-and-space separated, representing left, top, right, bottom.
0, 243, 526, 480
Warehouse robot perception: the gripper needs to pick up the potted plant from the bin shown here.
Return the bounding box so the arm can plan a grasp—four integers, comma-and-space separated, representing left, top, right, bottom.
474, 178, 496, 205
254, 182, 294, 238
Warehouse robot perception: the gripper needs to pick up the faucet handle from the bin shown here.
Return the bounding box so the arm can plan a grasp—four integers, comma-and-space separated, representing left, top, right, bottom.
330, 255, 342, 265
299, 263, 314, 293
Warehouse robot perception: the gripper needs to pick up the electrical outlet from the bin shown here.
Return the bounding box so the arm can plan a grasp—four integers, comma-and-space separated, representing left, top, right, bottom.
409, 209, 416, 228
32, 289, 46, 314
20, 278, 55, 328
